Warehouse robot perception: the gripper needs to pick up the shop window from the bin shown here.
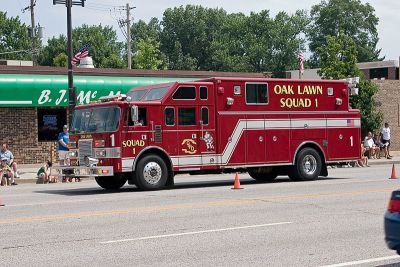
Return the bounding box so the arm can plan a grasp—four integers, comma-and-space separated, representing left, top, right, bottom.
370, 68, 388, 79
246, 83, 268, 104
178, 107, 196, 126
38, 108, 67, 141
173, 86, 196, 100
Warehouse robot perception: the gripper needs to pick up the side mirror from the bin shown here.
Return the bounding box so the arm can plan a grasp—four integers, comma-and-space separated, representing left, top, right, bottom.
131, 106, 138, 123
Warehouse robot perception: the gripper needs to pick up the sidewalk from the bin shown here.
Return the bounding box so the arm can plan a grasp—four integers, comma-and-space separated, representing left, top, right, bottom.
11, 151, 400, 185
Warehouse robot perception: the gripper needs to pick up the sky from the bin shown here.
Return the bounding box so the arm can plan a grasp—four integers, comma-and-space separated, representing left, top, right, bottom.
1, 0, 399, 61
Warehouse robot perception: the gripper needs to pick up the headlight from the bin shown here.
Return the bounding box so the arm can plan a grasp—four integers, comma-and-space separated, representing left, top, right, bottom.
95, 149, 106, 158
69, 150, 78, 158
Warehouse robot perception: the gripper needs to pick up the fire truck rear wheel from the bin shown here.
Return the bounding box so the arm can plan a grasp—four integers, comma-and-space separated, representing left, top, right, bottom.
248, 168, 278, 182
135, 154, 168, 190
289, 147, 321, 181
95, 174, 127, 190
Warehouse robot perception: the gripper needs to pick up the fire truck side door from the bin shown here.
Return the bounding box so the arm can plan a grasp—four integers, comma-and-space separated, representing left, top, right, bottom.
198, 105, 217, 167
177, 106, 201, 168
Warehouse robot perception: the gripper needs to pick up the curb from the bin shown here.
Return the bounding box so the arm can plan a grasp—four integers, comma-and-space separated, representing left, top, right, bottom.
11, 161, 400, 185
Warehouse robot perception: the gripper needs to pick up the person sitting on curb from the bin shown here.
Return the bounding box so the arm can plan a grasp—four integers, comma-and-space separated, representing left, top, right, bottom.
37, 160, 56, 184
0, 157, 17, 185
0, 143, 20, 178
356, 143, 369, 167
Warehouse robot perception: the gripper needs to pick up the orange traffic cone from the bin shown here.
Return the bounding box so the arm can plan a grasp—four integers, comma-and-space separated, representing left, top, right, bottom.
390, 164, 398, 179
232, 172, 243, 189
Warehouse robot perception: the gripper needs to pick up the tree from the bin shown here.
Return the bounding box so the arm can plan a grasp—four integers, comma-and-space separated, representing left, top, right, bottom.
160, 5, 227, 70
39, 25, 125, 68
53, 53, 68, 67
133, 38, 163, 70
316, 32, 383, 133
308, 0, 382, 66
210, 10, 308, 76
0, 11, 31, 61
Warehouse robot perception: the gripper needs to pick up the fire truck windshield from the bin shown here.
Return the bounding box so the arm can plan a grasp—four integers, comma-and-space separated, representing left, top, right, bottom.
71, 106, 121, 133
127, 86, 171, 101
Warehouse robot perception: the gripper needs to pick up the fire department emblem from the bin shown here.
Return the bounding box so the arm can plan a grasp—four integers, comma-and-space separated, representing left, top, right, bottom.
203, 131, 215, 151
181, 139, 197, 154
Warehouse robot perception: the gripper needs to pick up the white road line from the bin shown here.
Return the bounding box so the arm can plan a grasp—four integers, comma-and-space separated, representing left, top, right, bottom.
321, 255, 400, 267
100, 222, 292, 244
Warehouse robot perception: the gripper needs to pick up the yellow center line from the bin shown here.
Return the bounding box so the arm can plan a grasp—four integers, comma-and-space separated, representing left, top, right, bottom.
0, 187, 394, 225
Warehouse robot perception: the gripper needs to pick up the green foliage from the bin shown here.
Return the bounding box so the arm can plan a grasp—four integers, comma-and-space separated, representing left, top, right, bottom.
308, 0, 382, 66
133, 38, 163, 70
351, 80, 383, 134
317, 32, 360, 79
39, 25, 124, 68
160, 5, 227, 70
316, 32, 383, 133
53, 53, 68, 67
0, 11, 31, 60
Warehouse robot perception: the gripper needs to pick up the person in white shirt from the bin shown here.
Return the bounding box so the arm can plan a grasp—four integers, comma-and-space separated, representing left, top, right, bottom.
380, 122, 392, 159
364, 131, 378, 159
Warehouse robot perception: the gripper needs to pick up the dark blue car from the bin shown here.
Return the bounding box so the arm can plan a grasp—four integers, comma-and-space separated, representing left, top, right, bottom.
385, 189, 400, 255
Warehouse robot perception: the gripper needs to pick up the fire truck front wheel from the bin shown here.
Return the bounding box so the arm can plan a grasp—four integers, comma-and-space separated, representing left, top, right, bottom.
289, 147, 322, 181
135, 154, 168, 190
95, 174, 127, 190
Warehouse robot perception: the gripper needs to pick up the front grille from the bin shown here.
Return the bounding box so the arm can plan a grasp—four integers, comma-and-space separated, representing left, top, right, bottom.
78, 139, 93, 165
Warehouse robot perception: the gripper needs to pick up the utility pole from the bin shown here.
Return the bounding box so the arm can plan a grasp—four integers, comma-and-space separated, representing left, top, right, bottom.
126, 3, 135, 69
53, 0, 85, 126
30, 0, 36, 66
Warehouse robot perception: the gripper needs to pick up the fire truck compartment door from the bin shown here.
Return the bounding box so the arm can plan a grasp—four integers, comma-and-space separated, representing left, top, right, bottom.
290, 116, 326, 140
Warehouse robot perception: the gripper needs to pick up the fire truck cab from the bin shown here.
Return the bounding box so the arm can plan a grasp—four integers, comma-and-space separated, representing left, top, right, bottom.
53, 77, 361, 190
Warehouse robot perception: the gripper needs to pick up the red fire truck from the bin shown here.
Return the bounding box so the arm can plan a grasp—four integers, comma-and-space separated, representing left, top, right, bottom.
53, 77, 361, 190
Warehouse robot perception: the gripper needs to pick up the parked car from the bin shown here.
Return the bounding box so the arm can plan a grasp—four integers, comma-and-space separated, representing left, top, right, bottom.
384, 189, 400, 255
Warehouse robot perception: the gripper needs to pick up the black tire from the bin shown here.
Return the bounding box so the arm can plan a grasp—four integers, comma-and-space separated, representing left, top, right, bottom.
289, 147, 322, 181
95, 174, 127, 190
248, 167, 278, 182
135, 154, 168, 190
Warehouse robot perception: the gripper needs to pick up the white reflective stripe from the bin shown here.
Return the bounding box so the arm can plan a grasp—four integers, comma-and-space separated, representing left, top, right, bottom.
291, 119, 326, 128
266, 120, 291, 128
136, 118, 360, 168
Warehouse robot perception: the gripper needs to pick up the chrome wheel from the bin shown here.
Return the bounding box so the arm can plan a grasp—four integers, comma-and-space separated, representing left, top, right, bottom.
302, 155, 317, 175
143, 162, 162, 185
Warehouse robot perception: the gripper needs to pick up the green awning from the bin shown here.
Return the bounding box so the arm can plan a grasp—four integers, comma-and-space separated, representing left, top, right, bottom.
0, 74, 192, 107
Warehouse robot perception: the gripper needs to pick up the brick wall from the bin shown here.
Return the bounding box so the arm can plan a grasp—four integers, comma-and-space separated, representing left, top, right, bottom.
373, 80, 400, 151
0, 108, 58, 164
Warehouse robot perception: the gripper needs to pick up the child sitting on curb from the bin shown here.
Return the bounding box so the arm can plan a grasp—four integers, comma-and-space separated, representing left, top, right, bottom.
37, 160, 57, 184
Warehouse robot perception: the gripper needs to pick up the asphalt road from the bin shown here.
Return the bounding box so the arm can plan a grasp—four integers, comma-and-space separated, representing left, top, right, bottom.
1, 165, 400, 267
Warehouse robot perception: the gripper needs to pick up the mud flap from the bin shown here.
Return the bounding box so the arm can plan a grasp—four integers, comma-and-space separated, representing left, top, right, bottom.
320, 164, 328, 176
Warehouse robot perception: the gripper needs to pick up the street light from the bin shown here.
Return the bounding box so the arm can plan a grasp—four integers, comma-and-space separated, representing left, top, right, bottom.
53, 0, 85, 127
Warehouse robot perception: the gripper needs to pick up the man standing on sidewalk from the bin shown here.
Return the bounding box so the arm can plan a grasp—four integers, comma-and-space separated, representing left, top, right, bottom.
380, 122, 392, 159
58, 125, 70, 166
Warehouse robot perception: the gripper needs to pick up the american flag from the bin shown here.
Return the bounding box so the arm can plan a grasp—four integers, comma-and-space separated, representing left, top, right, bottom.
298, 52, 304, 75
347, 119, 355, 127
71, 43, 90, 65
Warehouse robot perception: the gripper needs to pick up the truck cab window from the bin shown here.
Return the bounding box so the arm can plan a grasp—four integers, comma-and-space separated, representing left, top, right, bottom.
165, 107, 175, 126
246, 83, 268, 104
125, 108, 134, 126
173, 86, 196, 100
178, 107, 196, 126
138, 108, 147, 126
200, 86, 208, 100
